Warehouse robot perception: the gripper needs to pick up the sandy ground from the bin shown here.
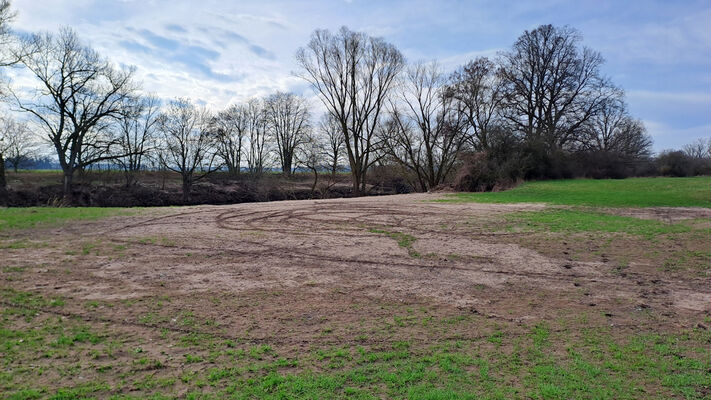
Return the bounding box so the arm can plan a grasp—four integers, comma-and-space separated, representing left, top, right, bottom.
4, 193, 709, 349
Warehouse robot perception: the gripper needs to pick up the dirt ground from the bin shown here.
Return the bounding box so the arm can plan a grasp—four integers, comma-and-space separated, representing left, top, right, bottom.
7, 193, 711, 333
2, 193, 710, 397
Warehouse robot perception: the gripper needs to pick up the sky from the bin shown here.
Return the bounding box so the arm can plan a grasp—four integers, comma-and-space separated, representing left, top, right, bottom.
7, 0, 711, 152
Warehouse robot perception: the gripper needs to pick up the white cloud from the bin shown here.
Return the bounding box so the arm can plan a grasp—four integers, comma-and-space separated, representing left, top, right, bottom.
4, 0, 711, 152
643, 120, 711, 152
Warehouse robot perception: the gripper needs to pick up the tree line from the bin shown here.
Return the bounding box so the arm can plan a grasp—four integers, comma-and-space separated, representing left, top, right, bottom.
0, 0, 708, 202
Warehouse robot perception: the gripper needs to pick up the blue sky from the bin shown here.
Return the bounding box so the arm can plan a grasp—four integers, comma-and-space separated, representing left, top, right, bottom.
9, 0, 711, 151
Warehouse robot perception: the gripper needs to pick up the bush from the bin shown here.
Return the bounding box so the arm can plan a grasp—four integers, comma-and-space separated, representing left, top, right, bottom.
573, 151, 654, 179
454, 151, 521, 192
655, 150, 707, 177
368, 165, 415, 194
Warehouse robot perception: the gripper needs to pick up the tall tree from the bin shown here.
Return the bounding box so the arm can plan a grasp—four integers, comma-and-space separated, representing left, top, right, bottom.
211, 104, 248, 176
0, 0, 23, 188
448, 57, 504, 151
499, 24, 611, 150
0, 0, 22, 72
264, 92, 310, 175
11, 28, 136, 198
245, 98, 269, 175
579, 94, 652, 158
383, 62, 466, 191
158, 98, 219, 202
318, 113, 345, 175
296, 26, 404, 196
115, 95, 160, 186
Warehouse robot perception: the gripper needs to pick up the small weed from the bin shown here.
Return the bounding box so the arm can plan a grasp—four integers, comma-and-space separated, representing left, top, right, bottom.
368, 228, 420, 257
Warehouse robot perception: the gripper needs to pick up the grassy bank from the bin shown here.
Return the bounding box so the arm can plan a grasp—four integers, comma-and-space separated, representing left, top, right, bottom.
444, 177, 711, 208
0, 207, 136, 232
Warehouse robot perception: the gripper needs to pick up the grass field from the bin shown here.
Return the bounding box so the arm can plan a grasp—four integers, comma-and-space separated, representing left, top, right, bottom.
2, 287, 709, 399
0, 207, 138, 232
444, 176, 711, 208
1, 178, 711, 399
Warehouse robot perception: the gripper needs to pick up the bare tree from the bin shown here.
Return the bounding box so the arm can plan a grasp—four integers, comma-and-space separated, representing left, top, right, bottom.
0, 1, 28, 188
0, 0, 23, 72
318, 113, 345, 175
0, 0, 14, 44
683, 138, 711, 159
579, 95, 652, 158
499, 24, 612, 150
297, 131, 327, 197
11, 28, 136, 198
0, 116, 36, 186
264, 91, 310, 175
158, 98, 219, 202
115, 95, 160, 186
383, 62, 466, 191
0, 117, 36, 174
448, 57, 504, 151
211, 104, 248, 176
245, 98, 269, 175
296, 26, 405, 196
0, 118, 6, 188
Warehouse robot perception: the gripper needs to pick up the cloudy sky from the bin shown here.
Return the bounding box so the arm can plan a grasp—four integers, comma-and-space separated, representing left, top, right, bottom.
8, 0, 711, 151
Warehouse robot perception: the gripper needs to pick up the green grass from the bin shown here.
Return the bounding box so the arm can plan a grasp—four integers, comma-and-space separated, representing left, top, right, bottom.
444, 177, 711, 208
2, 289, 710, 399
0, 207, 137, 232
505, 209, 700, 238
368, 228, 420, 257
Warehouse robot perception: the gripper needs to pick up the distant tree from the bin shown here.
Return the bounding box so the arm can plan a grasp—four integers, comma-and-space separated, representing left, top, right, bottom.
115, 95, 160, 186
579, 94, 652, 158
212, 104, 248, 176
11, 28, 137, 199
448, 57, 505, 151
158, 98, 219, 202
683, 138, 711, 159
383, 62, 467, 191
318, 113, 345, 175
656, 150, 696, 177
264, 92, 310, 175
297, 131, 327, 197
680, 137, 711, 176
296, 26, 405, 196
499, 25, 612, 151
0, 118, 36, 172
244, 98, 269, 175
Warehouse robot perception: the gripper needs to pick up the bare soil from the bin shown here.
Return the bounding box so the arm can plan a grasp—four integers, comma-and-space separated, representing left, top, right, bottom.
2, 193, 710, 396
7, 193, 710, 327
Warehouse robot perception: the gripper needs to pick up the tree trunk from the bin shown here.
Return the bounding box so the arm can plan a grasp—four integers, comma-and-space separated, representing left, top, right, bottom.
228, 164, 239, 177
351, 172, 361, 197
181, 178, 191, 204
360, 169, 367, 196
124, 170, 135, 187
310, 168, 318, 199
0, 153, 6, 188
62, 169, 74, 201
